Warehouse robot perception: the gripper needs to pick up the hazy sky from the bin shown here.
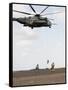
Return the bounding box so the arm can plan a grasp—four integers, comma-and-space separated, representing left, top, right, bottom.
13, 4, 65, 71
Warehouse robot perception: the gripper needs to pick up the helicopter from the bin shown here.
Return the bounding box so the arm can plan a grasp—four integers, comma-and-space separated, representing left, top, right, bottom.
13, 4, 61, 29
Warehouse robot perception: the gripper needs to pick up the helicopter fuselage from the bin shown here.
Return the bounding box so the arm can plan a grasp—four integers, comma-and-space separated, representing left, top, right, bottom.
13, 15, 52, 29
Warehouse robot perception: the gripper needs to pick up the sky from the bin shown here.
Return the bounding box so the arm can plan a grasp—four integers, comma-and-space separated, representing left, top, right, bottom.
13, 4, 65, 71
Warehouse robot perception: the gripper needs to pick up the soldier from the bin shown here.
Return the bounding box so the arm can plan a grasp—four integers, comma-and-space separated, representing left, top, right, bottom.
51, 62, 55, 71
46, 59, 49, 70
47, 59, 49, 64
36, 64, 39, 70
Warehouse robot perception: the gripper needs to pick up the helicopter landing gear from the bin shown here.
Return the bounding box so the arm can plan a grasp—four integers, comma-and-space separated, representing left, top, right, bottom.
31, 27, 33, 29
49, 25, 51, 28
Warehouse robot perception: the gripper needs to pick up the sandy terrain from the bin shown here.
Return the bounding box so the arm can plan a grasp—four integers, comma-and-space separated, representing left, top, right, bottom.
13, 68, 66, 86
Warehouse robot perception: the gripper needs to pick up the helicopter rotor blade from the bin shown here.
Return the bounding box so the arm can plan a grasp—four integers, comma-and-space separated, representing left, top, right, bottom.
40, 6, 49, 15
42, 11, 63, 16
13, 10, 34, 15
29, 4, 36, 14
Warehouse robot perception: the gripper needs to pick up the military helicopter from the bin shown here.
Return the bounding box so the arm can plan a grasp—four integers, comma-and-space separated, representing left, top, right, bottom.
13, 5, 61, 29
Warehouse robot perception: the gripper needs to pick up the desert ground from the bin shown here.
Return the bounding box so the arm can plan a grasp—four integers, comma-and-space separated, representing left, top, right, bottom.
13, 68, 66, 87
